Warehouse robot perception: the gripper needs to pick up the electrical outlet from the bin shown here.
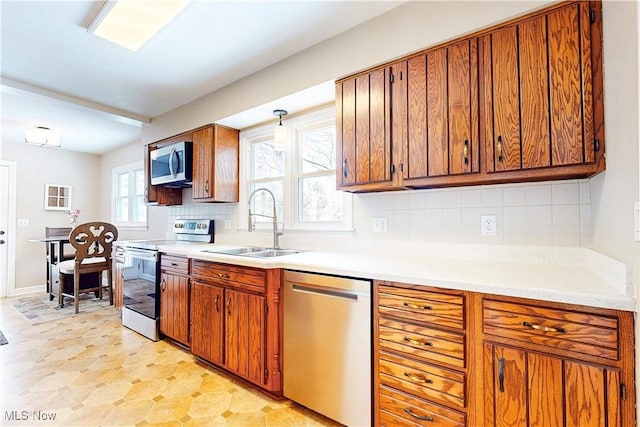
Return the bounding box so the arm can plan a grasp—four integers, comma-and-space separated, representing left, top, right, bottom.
372, 217, 388, 233
481, 215, 496, 236
17, 219, 29, 227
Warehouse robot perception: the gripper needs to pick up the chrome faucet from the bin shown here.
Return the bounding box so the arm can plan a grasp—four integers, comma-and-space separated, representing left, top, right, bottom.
248, 188, 283, 249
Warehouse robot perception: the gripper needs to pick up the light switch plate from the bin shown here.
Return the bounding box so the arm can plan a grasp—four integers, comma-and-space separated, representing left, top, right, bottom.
17, 218, 29, 227
481, 215, 496, 236
372, 217, 388, 233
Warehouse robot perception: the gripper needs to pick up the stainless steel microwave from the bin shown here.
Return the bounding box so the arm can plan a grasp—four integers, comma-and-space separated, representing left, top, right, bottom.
150, 141, 193, 187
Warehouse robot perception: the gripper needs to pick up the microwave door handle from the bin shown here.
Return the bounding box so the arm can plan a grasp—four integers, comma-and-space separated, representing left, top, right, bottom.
169, 148, 177, 177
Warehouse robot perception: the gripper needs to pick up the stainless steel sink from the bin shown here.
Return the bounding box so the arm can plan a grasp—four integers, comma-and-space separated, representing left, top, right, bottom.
243, 249, 303, 258
201, 246, 268, 255
201, 247, 302, 258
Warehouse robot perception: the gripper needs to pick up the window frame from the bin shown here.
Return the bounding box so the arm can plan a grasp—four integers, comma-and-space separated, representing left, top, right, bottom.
240, 107, 353, 233
111, 161, 148, 230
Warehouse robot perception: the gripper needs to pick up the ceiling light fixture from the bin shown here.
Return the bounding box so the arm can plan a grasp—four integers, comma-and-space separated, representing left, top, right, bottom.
25, 127, 61, 148
87, 0, 189, 51
273, 109, 288, 152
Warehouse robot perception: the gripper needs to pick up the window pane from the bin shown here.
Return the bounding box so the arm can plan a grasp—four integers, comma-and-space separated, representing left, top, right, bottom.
117, 172, 129, 197
132, 196, 147, 222
253, 140, 285, 179
249, 182, 284, 224
134, 169, 145, 195
299, 175, 343, 222
300, 126, 336, 173
115, 198, 129, 222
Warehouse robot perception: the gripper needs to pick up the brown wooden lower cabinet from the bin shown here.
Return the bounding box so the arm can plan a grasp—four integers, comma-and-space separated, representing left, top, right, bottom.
190, 260, 283, 395
375, 282, 636, 427
158, 272, 190, 346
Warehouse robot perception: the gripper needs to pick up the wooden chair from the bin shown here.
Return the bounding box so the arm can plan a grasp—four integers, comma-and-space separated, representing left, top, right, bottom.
45, 227, 75, 300
57, 222, 119, 313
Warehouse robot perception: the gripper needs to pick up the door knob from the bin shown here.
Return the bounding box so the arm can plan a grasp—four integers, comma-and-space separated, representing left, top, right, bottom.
0, 230, 5, 235
0, 240, 5, 244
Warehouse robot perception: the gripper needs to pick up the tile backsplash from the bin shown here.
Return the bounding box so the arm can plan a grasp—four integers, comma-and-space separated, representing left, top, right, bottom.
169, 179, 591, 248
354, 179, 591, 247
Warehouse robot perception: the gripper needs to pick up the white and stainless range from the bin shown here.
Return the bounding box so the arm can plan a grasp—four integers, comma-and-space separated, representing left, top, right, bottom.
118, 219, 214, 341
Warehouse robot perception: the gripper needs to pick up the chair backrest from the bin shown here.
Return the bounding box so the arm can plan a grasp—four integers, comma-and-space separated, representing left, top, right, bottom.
69, 222, 119, 265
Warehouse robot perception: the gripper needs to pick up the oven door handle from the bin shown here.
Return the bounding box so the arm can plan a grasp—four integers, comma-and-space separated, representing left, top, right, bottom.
122, 247, 158, 262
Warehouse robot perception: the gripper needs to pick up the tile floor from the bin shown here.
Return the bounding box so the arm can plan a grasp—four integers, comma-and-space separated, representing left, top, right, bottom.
0, 295, 342, 426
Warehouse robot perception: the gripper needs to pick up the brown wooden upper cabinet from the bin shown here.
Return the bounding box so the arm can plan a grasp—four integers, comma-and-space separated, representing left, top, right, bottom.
335, 1, 604, 192
192, 124, 239, 202
336, 64, 396, 192
403, 38, 480, 185
481, 2, 596, 174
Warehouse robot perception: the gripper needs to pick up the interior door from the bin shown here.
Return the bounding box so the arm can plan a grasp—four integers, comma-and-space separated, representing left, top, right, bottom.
0, 161, 16, 298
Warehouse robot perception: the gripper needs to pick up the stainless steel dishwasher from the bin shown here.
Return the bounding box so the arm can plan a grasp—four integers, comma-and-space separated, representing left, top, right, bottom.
283, 270, 372, 427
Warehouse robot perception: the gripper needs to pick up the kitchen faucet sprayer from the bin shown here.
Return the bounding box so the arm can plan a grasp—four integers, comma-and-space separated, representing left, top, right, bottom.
248, 188, 283, 249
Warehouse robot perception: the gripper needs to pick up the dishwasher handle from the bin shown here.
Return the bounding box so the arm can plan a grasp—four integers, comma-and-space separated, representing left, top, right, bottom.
291, 283, 367, 301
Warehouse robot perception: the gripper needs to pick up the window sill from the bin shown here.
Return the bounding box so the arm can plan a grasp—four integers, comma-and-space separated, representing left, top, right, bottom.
114, 225, 149, 232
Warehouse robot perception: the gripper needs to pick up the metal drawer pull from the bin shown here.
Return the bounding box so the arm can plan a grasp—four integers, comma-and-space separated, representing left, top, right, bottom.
171, 262, 179, 267
403, 372, 433, 384
497, 135, 504, 162
403, 336, 433, 347
403, 302, 432, 310
403, 408, 434, 422
498, 357, 505, 393
463, 139, 469, 165
218, 273, 230, 279
522, 321, 566, 334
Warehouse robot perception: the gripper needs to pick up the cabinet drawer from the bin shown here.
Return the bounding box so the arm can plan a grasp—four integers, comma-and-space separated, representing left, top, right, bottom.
192, 260, 266, 293
379, 318, 465, 369
380, 385, 465, 427
379, 351, 465, 409
483, 299, 619, 360
160, 255, 189, 275
379, 285, 464, 329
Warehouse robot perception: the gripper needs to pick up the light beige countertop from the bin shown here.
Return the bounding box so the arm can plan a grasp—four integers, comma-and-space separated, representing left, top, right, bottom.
157, 242, 635, 312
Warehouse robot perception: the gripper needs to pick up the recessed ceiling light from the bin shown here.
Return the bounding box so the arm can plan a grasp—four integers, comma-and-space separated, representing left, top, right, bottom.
87, 0, 189, 51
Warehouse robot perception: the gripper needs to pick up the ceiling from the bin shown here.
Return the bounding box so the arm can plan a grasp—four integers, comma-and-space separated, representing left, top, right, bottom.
0, 1, 403, 154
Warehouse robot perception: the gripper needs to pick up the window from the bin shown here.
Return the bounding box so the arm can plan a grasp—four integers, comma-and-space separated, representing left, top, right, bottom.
112, 161, 147, 228
242, 107, 352, 231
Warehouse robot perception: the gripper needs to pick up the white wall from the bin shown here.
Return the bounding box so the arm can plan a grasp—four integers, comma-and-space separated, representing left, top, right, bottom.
2, 140, 101, 289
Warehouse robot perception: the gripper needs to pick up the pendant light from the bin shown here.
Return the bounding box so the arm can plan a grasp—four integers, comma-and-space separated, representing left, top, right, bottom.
273, 109, 288, 151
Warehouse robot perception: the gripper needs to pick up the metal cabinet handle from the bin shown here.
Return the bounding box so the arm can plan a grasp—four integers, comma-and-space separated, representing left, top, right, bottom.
498, 357, 505, 393
171, 262, 179, 267
403, 372, 433, 384
343, 159, 348, 178
204, 180, 209, 194
161, 279, 166, 291
497, 135, 503, 162
522, 321, 566, 334
226, 297, 231, 316
218, 273, 230, 279
403, 336, 433, 347
214, 295, 220, 313
403, 408, 434, 422
463, 139, 469, 165
403, 302, 432, 310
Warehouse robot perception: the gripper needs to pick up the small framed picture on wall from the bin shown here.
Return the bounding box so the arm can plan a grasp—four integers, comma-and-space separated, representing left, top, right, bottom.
44, 184, 72, 210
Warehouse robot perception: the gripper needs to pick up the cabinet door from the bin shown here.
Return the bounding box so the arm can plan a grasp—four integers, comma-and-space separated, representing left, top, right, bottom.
405, 39, 477, 182
190, 281, 224, 365
484, 3, 594, 173
484, 343, 617, 427
114, 261, 124, 309
225, 289, 266, 385
192, 127, 214, 200
159, 272, 190, 345
336, 65, 394, 190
